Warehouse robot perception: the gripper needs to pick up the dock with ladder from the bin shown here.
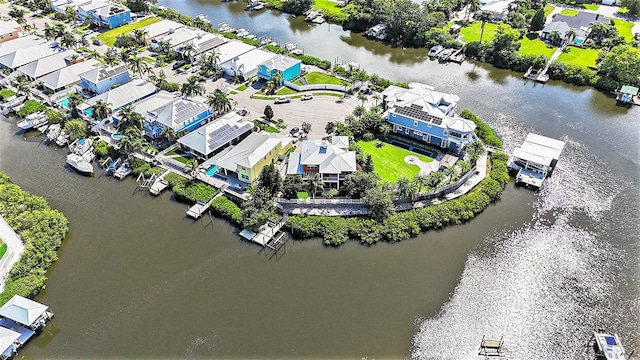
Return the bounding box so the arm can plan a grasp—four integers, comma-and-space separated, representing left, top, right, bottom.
149, 170, 170, 196
185, 188, 226, 219
239, 216, 288, 252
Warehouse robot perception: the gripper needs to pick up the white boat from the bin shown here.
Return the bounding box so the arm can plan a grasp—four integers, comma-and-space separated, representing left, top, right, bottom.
113, 163, 132, 180
0, 95, 26, 110
195, 14, 211, 24
253, 4, 265, 10
245, 34, 257, 40
304, 10, 320, 21
218, 23, 232, 32
56, 131, 69, 146
17, 112, 48, 130
590, 329, 628, 360
46, 124, 61, 142
438, 48, 453, 61
428, 45, 443, 57
66, 153, 94, 175
236, 28, 250, 37
70, 138, 93, 155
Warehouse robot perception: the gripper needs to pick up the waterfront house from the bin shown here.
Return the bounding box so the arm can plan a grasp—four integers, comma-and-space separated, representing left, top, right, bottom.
93, 3, 132, 29
38, 58, 100, 94
52, 0, 91, 14
541, 12, 610, 45
135, 92, 212, 138
0, 295, 53, 331
82, 79, 157, 119
17, 52, 76, 81
214, 40, 255, 66
177, 112, 254, 159
256, 54, 302, 84
540, 21, 572, 45
0, 35, 47, 58
479, 0, 511, 21
78, 64, 130, 95
507, 133, 566, 188
382, 83, 477, 153
184, 33, 228, 58
213, 132, 293, 183
141, 20, 185, 43
286, 136, 357, 189
221, 47, 276, 80
0, 20, 21, 44
0, 42, 64, 71
150, 27, 207, 52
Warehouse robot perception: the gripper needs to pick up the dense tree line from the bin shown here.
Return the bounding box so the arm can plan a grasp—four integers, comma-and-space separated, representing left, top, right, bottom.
0, 172, 69, 304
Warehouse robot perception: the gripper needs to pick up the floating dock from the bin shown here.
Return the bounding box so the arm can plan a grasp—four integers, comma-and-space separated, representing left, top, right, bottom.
478, 335, 504, 358
524, 66, 549, 83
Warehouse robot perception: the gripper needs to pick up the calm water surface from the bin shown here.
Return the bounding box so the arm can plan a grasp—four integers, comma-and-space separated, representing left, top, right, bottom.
0, 1, 637, 358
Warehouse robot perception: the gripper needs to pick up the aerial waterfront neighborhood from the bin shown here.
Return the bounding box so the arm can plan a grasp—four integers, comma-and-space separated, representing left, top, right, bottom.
0, 0, 637, 358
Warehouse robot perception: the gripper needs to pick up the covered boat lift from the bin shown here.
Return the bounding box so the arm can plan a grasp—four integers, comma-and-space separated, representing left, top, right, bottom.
0, 326, 21, 360
507, 133, 566, 189
0, 295, 53, 331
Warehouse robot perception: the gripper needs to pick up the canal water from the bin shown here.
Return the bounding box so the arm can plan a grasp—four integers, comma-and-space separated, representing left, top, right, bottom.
0, 1, 638, 358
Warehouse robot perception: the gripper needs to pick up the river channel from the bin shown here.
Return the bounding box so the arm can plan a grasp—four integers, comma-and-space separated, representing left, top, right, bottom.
0, 0, 638, 358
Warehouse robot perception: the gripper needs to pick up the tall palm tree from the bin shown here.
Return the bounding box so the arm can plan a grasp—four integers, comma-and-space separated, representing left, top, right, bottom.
550, 30, 561, 46
372, 93, 381, 107
180, 42, 196, 63
306, 173, 324, 199
66, 92, 85, 118
158, 40, 172, 55
92, 100, 113, 121
53, 23, 66, 40
150, 70, 169, 90
206, 89, 232, 116
396, 176, 417, 200
465, 0, 481, 20
444, 166, 459, 184
271, 71, 283, 86
131, 29, 148, 46
12, 75, 31, 96
117, 106, 144, 133
466, 140, 485, 164
60, 32, 77, 49
65, 6, 80, 25
413, 174, 430, 193
127, 54, 145, 78
476, 11, 494, 43
160, 127, 177, 143
119, 134, 145, 157
184, 158, 200, 179
564, 29, 577, 45
43, 23, 56, 40
353, 105, 366, 119
379, 123, 391, 139
427, 171, 445, 188
103, 50, 120, 66
180, 76, 205, 98
357, 92, 368, 106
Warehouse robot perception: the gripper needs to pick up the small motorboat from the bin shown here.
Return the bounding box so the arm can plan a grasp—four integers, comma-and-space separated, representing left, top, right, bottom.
46, 124, 61, 142
589, 329, 629, 360
428, 45, 443, 57
71, 138, 93, 155
17, 112, 48, 130
56, 131, 70, 146
66, 153, 94, 175
113, 163, 132, 180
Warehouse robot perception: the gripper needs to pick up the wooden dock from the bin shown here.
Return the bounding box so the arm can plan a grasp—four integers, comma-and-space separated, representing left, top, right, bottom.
240, 216, 288, 251
524, 66, 549, 83
185, 188, 226, 219
447, 47, 466, 63
478, 335, 504, 358
149, 170, 170, 196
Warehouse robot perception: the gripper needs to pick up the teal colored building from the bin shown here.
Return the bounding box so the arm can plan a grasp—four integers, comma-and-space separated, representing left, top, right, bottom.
257, 55, 302, 84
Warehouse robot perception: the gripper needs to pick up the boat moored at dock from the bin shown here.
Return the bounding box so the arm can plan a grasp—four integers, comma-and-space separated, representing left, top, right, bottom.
16, 112, 47, 131
507, 133, 566, 189
113, 163, 132, 180
0, 295, 54, 359
589, 329, 630, 360
66, 153, 94, 175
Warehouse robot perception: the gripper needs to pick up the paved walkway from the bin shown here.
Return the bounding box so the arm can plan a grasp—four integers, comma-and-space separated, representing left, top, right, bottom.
0, 215, 25, 292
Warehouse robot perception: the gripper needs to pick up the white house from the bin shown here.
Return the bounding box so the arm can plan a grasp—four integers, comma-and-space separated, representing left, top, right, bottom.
287, 136, 357, 189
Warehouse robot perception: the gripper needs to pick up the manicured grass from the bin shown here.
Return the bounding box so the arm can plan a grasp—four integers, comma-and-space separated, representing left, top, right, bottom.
276, 87, 297, 95
312, 0, 348, 21
166, 149, 191, 164
236, 84, 248, 91
519, 36, 556, 58
556, 47, 600, 67
96, 17, 161, 46
357, 140, 434, 183
544, 5, 555, 17
559, 9, 579, 16
460, 22, 499, 43
611, 18, 635, 42
0, 89, 15, 100
314, 92, 343, 97
0, 244, 7, 259
251, 95, 271, 100
297, 192, 309, 199
303, 72, 344, 85
582, 4, 600, 10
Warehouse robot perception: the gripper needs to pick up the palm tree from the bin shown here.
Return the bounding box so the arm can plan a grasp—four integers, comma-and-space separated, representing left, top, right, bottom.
43, 23, 56, 40
184, 158, 200, 179
588, 22, 611, 44
396, 176, 417, 200
379, 123, 391, 139
103, 50, 120, 66
476, 11, 494, 43
271, 71, 283, 87
353, 105, 366, 119
117, 106, 144, 133
444, 166, 459, 184
60, 32, 77, 49
344, 114, 356, 125
127, 54, 145, 78
340, 79, 349, 96
564, 29, 577, 45
372, 93, 381, 107
306, 173, 324, 199
131, 29, 148, 46
180, 42, 196, 63
206, 89, 232, 116
427, 171, 446, 188
550, 30, 561, 46
119, 134, 145, 157
466, 140, 485, 164
12, 75, 31, 96
53, 23, 66, 41
357, 92, 368, 106
92, 100, 113, 121
65, 6, 80, 25
157, 40, 172, 55
181, 76, 205, 98
265, 79, 277, 95
150, 70, 169, 90
66, 92, 85, 118
465, 0, 481, 20
413, 174, 430, 193
160, 127, 177, 143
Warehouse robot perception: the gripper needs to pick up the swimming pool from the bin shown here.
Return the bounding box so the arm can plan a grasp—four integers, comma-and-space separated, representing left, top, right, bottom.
57, 97, 70, 109
389, 139, 438, 158
206, 165, 219, 177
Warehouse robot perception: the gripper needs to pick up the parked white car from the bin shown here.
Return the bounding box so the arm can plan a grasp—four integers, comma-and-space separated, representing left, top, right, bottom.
274, 96, 291, 104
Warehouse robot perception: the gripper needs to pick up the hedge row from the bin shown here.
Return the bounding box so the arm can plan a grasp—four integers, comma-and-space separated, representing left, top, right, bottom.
459, 109, 503, 148
0, 172, 69, 305
163, 172, 217, 203
209, 196, 243, 225
285, 152, 509, 245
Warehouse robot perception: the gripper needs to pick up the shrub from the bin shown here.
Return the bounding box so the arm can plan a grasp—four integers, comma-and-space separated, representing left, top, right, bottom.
165, 172, 189, 189
210, 196, 242, 225
0, 89, 15, 100
460, 109, 503, 148
17, 100, 45, 117
290, 54, 331, 70
173, 182, 217, 203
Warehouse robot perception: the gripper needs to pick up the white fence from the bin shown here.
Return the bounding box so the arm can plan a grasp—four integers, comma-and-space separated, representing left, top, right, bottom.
283, 80, 362, 93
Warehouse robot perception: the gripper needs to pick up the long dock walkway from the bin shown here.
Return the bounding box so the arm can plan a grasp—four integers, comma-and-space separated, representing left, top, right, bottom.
186, 187, 227, 219
0, 215, 24, 292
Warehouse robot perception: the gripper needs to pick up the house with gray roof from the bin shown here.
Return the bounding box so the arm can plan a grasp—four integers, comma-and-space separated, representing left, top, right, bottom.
78, 64, 130, 94
541, 11, 610, 45
382, 83, 477, 154
80, 79, 156, 119
135, 92, 212, 138
39, 58, 100, 93
287, 136, 357, 189
177, 112, 253, 159
0, 42, 64, 71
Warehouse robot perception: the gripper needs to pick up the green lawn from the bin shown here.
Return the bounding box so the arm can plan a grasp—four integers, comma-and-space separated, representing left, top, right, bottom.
559, 9, 579, 16
582, 4, 600, 10
556, 47, 600, 67
358, 140, 434, 183
519, 36, 556, 58
0, 244, 6, 259
297, 192, 309, 199
96, 17, 161, 46
544, 5, 555, 17
302, 72, 344, 85
460, 22, 499, 43
236, 84, 248, 91
166, 150, 191, 164
611, 18, 635, 42
276, 87, 297, 95
311, 0, 347, 21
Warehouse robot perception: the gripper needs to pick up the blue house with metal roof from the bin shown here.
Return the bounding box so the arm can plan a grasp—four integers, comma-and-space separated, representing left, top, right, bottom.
382, 83, 477, 153
257, 55, 302, 83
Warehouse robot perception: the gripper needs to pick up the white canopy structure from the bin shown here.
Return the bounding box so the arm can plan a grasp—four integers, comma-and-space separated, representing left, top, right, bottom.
0, 295, 52, 329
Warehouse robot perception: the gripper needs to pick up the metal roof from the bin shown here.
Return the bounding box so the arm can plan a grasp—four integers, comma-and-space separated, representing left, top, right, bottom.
0, 295, 49, 328
0, 326, 20, 354
142, 20, 184, 40
39, 58, 100, 90
79, 64, 128, 83
17, 51, 70, 79
512, 133, 566, 166
0, 35, 48, 57
0, 19, 21, 35
178, 112, 253, 156
0, 42, 63, 69
86, 79, 156, 110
